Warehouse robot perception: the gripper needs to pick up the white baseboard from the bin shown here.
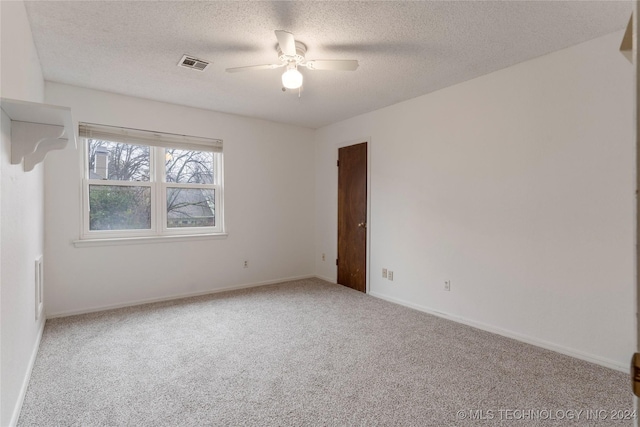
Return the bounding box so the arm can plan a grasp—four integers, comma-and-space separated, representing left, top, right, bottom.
47, 275, 315, 319
9, 317, 45, 427
369, 291, 626, 373
314, 274, 336, 284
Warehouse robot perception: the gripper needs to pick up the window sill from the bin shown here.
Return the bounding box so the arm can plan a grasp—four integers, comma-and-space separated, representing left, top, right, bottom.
73, 233, 228, 248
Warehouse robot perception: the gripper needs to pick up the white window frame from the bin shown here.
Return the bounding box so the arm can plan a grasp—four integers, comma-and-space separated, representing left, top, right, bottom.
79, 123, 224, 242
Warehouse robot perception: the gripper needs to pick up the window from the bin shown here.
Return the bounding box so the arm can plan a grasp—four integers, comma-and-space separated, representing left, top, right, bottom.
80, 123, 223, 240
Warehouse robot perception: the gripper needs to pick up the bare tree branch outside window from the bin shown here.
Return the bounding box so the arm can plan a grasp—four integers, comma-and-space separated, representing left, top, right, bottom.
87, 139, 150, 230
88, 139, 150, 181
165, 149, 215, 227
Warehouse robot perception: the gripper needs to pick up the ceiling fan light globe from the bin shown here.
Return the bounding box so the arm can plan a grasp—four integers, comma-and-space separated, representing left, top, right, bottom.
282, 68, 303, 89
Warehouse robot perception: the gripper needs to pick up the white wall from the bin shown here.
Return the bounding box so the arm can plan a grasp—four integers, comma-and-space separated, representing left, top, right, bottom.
0, 3, 44, 102
0, 1, 47, 426
44, 83, 315, 316
315, 31, 634, 370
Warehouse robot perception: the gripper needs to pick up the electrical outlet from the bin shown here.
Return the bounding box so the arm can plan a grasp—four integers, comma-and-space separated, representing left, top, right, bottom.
444, 280, 451, 291
382, 268, 387, 278
322, 253, 326, 262
243, 260, 249, 268
388, 271, 394, 281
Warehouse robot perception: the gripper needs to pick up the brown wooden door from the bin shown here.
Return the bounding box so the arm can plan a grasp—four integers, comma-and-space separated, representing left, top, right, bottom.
337, 142, 367, 292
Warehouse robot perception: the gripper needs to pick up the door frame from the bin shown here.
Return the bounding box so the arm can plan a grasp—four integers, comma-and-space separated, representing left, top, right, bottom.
335, 137, 372, 294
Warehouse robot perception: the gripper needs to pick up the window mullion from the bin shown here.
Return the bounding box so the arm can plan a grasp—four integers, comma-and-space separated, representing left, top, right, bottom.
215, 152, 221, 186
163, 183, 215, 190
86, 179, 152, 187
153, 146, 165, 234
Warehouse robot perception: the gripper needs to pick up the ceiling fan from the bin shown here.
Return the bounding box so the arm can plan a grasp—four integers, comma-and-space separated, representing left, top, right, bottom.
225, 30, 359, 90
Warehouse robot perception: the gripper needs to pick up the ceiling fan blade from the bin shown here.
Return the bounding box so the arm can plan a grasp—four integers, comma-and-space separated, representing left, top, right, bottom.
303, 60, 359, 71
225, 64, 284, 73
275, 30, 296, 57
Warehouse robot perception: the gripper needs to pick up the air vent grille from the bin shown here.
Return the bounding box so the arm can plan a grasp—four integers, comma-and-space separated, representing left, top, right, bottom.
178, 55, 210, 71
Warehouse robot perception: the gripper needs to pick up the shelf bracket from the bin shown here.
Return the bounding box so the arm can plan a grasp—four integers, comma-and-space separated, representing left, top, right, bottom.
11, 121, 67, 170
1, 97, 74, 172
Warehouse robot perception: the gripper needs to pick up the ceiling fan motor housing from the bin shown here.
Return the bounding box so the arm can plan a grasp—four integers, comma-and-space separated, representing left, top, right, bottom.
277, 41, 307, 64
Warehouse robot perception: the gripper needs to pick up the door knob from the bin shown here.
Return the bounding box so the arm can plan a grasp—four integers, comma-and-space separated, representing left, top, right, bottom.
358, 222, 367, 229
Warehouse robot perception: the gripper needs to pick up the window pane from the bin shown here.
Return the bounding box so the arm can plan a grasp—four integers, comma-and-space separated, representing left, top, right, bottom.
165, 149, 214, 184
87, 139, 150, 181
166, 188, 215, 228
89, 185, 151, 230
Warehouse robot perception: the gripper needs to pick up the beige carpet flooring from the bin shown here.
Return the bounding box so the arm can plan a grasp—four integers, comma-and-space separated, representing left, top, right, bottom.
18, 278, 631, 426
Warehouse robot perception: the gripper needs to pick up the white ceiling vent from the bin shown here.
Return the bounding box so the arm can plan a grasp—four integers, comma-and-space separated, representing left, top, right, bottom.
178, 55, 210, 71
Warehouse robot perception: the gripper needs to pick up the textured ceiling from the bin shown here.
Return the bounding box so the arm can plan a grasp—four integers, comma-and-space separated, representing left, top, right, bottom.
24, 1, 631, 129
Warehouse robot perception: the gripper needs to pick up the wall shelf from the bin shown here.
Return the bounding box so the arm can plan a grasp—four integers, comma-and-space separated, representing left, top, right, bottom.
1, 98, 75, 171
